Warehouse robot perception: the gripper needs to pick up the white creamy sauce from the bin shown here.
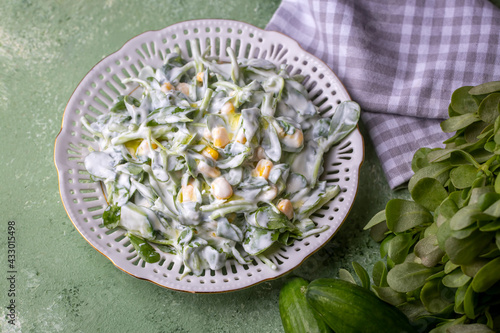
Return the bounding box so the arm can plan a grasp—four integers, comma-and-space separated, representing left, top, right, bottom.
83, 47, 359, 275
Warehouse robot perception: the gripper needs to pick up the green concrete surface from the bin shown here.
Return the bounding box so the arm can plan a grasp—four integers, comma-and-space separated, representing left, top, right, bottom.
0, 1, 407, 332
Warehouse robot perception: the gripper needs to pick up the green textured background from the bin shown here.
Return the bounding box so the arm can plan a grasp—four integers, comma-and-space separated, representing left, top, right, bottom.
0, 1, 405, 332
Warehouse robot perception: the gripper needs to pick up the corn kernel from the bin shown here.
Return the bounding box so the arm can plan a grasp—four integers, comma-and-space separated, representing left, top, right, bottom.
196, 71, 204, 82
254, 159, 273, 179
176, 82, 190, 96
211, 177, 233, 200
282, 129, 304, 148
203, 128, 213, 140
212, 126, 230, 148
254, 146, 266, 160
136, 140, 157, 157
234, 129, 246, 144
277, 199, 294, 219
161, 82, 174, 93
202, 146, 219, 160
198, 160, 221, 178
181, 185, 196, 202
220, 101, 235, 115
275, 126, 285, 138
259, 185, 278, 201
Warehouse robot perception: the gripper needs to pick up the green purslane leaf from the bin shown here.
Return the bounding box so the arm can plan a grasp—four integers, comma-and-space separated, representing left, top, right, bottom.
408, 162, 453, 194
471, 257, 500, 293
469, 186, 495, 206
448, 103, 461, 118
387, 233, 414, 265
414, 235, 445, 268
386, 199, 433, 233
338, 268, 356, 285
410, 177, 448, 212
411, 147, 435, 172
442, 269, 471, 288
369, 220, 390, 243
436, 197, 459, 227
445, 230, 493, 265
449, 165, 479, 189
386, 262, 441, 293
444, 260, 459, 274
468, 81, 500, 95
479, 220, 500, 232
102, 204, 121, 229
451, 86, 478, 114
495, 174, 500, 193
478, 93, 500, 125
362, 81, 500, 332
453, 282, 469, 315
380, 233, 396, 259
372, 286, 407, 306
441, 113, 480, 133
449, 205, 482, 231
372, 260, 388, 287
127, 233, 161, 264
476, 192, 500, 211
460, 260, 489, 278
351, 262, 370, 290
363, 209, 386, 230
420, 279, 453, 314
464, 122, 490, 144
463, 283, 476, 319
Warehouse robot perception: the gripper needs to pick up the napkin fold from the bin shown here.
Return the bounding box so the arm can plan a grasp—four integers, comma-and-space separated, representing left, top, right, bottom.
267, 0, 500, 188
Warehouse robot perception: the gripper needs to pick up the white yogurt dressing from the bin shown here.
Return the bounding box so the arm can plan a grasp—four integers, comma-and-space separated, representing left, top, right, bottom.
82, 45, 360, 275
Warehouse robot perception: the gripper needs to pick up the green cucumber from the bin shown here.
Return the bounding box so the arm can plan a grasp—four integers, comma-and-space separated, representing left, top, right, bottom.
279, 277, 333, 333
306, 279, 416, 333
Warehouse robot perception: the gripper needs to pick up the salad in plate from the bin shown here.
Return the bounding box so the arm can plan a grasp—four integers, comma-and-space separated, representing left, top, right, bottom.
82, 44, 360, 276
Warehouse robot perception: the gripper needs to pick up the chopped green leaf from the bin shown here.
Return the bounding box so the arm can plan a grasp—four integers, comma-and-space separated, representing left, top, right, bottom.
127, 233, 160, 263
103, 204, 121, 229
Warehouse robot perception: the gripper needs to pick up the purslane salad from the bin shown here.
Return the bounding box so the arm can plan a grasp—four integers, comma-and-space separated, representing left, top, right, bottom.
82, 45, 360, 276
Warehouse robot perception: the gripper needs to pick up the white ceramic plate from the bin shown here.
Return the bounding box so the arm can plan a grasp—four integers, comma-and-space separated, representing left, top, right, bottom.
54, 19, 364, 293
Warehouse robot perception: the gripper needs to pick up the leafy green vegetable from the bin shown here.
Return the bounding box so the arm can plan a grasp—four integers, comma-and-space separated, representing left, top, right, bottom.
364, 81, 500, 332
338, 268, 357, 285
127, 233, 161, 263
451, 86, 477, 114
468, 81, 500, 95
386, 199, 433, 233
420, 279, 453, 313
387, 232, 414, 264
387, 262, 441, 293
410, 177, 448, 211
352, 261, 371, 289
471, 257, 500, 292
103, 204, 121, 229
363, 209, 386, 230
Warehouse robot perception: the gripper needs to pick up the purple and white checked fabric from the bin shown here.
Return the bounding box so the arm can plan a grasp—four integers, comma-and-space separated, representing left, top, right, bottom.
267, 0, 500, 188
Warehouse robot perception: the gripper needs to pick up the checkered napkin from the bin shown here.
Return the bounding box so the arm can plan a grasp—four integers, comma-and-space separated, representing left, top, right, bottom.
267, 0, 500, 188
